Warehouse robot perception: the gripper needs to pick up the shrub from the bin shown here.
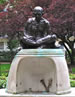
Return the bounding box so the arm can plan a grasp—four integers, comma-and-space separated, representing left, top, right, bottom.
70, 74, 75, 80
0, 76, 7, 88
0, 51, 17, 62
70, 73, 75, 87
70, 80, 75, 87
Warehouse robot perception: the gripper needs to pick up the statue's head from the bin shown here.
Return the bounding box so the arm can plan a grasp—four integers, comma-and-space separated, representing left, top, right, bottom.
33, 6, 44, 20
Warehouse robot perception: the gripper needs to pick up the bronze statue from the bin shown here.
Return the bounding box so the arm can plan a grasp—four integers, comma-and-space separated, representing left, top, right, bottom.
20, 6, 57, 49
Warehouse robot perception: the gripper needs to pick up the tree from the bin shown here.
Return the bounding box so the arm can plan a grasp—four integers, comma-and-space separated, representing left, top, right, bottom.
0, 0, 75, 65
0, 0, 6, 4
7, 39, 19, 60
48, 0, 75, 65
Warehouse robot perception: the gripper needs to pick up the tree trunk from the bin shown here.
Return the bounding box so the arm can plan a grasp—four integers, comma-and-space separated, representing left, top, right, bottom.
63, 43, 72, 64
71, 48, 75, 65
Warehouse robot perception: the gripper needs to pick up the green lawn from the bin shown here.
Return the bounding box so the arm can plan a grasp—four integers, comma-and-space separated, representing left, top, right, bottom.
72, 68, 75, 73
0, 64, 11, 88
0, 64, 11, 76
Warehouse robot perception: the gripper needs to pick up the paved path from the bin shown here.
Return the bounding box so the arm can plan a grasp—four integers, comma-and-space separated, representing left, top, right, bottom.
0, 88, 75, 97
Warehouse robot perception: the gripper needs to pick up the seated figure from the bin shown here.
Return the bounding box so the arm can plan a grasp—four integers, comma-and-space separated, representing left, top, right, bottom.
20, 6, 57, 49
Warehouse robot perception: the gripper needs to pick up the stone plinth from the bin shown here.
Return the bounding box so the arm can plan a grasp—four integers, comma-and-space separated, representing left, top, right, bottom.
6, 49, 70, 94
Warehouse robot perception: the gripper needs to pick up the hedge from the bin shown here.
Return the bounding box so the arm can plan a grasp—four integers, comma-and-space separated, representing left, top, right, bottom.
0, 51, 17, 62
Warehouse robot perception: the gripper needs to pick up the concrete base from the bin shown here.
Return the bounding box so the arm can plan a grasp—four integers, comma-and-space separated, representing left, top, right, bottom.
7, 49, 70, 94
0, 88, 75, 97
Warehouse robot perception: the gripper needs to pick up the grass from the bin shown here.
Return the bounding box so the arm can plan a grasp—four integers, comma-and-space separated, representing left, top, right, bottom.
0, 64, 10, 88
72, 68, 75, 73
0, 64, 10, 71
0, 64, 11, 76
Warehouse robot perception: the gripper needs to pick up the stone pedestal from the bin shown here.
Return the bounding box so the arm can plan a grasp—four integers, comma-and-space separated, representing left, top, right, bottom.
6, 49, 70, 94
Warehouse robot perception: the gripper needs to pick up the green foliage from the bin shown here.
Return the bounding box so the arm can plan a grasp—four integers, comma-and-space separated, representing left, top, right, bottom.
70, 74, 75, 80
70, 73, 75, 87
0, 64, 10, 76
72, 68, 75, 73
0, 51, 17, 62
8, 39, 19, 51
0, 64, 10, 71
0, 64, 9, 88
0, 76, 7, 88
0, 0, 6, 4
0, 40, 19, 62
70, 80, 75, 87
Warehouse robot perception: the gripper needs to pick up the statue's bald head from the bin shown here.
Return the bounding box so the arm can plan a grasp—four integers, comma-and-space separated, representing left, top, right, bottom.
33, 6, 44, 16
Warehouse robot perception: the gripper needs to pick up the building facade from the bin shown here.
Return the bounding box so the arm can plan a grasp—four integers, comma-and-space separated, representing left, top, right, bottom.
0, 37, 9, 51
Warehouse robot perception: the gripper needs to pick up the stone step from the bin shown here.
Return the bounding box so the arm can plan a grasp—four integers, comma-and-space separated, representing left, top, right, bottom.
0, 88, 75, 97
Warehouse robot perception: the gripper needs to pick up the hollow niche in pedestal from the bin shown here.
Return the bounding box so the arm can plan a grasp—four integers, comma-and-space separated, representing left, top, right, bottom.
16, 57, 56, 93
